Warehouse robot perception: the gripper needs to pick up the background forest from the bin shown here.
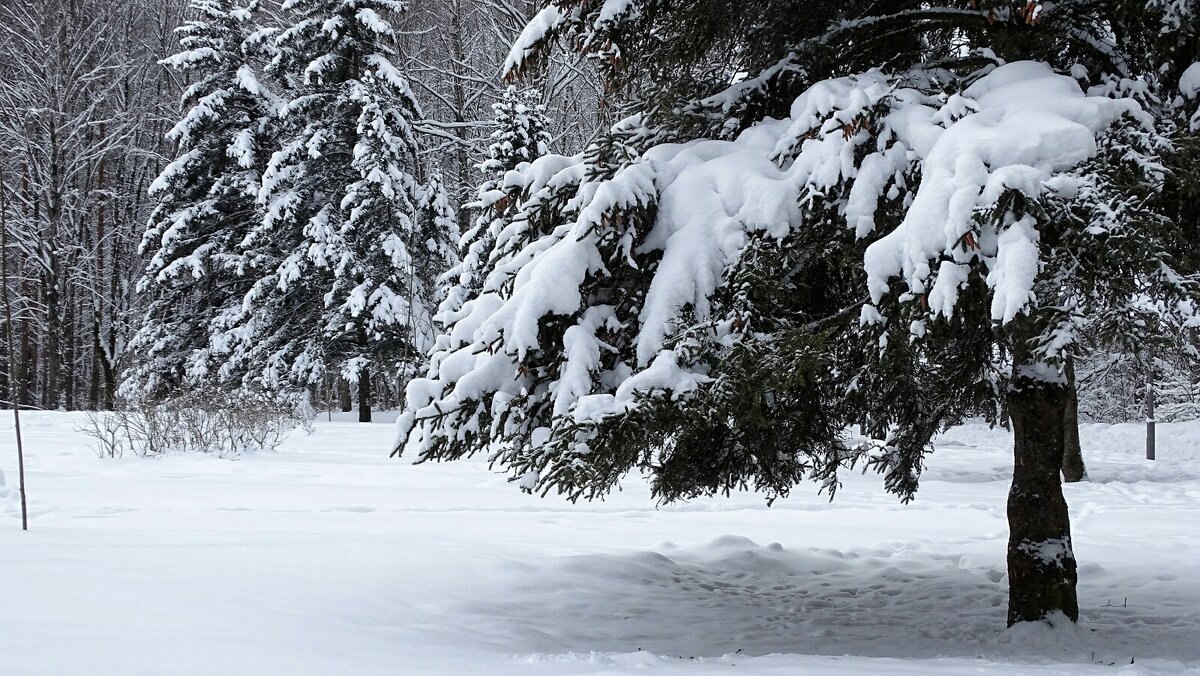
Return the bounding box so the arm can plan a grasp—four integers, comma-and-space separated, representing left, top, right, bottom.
0, 0, 1194, 426
0, 0, 605, 419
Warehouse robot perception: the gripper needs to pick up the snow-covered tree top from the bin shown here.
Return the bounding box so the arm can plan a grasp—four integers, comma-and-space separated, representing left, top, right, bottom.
165, 0, 261, 70
273, 0, 410, 88
479, 86, 553, 181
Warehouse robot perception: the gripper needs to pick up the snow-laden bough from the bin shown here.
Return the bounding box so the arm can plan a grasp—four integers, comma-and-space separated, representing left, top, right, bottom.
396, 61, 1148, 478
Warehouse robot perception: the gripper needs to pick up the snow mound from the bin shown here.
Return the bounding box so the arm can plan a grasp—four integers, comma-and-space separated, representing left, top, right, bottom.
992, 612, 1096, 656
0, 468, 16, 518
0, 468, 12, 500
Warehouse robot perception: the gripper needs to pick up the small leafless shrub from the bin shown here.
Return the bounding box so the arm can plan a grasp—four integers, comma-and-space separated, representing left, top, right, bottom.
81, 408, 130, 459
81, 388, 314, 459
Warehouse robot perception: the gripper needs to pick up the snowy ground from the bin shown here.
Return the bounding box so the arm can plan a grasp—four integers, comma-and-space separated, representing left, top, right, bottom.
1, 412, 1198, 675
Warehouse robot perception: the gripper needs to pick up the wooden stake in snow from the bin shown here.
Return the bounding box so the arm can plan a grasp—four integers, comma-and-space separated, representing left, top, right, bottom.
0, 168, 28, 530
1146, 377, 1156, 462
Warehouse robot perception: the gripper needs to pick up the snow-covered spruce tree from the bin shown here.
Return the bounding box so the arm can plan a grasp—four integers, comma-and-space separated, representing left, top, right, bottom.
213, 0, 454, 422
415, 166, 465, 386
437, 85, 552, 319
416, 169, 459, 306
125, 0, 276, 401
479, 86, 554, 179
397, 0, 1200, 627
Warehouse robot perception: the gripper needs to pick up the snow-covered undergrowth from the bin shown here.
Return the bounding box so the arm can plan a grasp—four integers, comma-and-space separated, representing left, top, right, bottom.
2, 412, 1198, 674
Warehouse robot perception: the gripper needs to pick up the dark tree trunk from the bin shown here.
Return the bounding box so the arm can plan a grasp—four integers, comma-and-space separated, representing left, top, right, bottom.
100, 344, 117, 410
103, 210, 119, 409
43, 281, 60, 409
1006, 360, 1079, 626
1145, 379, 1156, 461
44, 120, 62, 411
339, 378, 352, 413
62, 284, 76, 410
88, 323, 101, 410
19, 299, 35, 408
1061, 356, 1087, 482
357, 366, 372, 423
0, 321, 8, 406
449, 0, 473, 237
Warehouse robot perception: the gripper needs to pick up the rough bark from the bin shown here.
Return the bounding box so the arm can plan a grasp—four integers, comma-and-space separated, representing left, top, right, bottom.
339, 378, 352, 413
89, 322, 103, 409
1006, 359, 1080, 626
43, 118, 62, 411
1145, 379, 1156, 461
43, 281, 60, 409
19, 296, 34, 407
62, 284, 76, 409
357, 366, 372, 423
1061, 356, 1087, 482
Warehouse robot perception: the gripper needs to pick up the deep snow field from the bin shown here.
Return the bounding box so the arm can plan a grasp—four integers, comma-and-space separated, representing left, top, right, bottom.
1, 411, 1198, 675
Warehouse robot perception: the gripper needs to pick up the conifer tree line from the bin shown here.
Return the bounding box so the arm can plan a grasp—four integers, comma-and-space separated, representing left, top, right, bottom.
0, 0, 603, 419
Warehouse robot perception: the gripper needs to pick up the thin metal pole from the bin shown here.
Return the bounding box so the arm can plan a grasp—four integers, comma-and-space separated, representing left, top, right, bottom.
1146, 376, 1155, 461
0, 167, 28, 529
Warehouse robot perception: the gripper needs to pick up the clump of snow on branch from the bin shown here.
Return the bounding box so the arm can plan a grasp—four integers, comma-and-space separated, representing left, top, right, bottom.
1181, 61, 1200, 131
503, 5, 564, 77
862, 62, 1145, 323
